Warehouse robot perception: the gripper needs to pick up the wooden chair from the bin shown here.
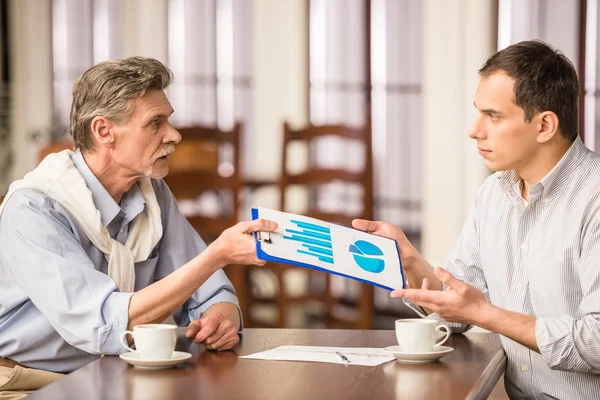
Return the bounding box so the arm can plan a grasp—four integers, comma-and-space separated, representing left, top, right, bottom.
163, 123, 248, 319
38, 138, 74, 162
165, 123, 241, 240
250, 121, 374, 329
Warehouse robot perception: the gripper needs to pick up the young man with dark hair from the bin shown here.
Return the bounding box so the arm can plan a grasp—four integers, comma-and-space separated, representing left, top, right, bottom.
354, 40, 600, 399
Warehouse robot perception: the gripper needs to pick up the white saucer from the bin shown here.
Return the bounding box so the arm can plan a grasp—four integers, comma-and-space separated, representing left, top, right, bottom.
383, 346, 454, 363
119, 351, 192, 369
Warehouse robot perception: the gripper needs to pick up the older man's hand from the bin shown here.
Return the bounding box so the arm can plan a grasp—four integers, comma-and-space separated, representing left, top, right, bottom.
186, 311, 240, 351
212, 218, 278, 267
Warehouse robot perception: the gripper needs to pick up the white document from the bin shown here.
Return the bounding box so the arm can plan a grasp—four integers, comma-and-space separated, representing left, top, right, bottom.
252, 207, 405, 290
239, 346, 395, 366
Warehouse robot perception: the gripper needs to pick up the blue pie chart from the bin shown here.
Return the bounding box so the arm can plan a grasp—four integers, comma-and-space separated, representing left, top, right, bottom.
349, 240, 385, 273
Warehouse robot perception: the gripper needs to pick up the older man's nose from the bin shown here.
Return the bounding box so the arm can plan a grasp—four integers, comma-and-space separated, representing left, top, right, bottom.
166, 124, 182, 144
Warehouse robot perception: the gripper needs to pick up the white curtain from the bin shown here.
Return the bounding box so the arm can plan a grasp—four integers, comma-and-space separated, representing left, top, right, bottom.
584, 0, 600, 151
310, 0, 368, 301
370, 0, 422, 311
498, 0, 600, 151
52, 0, 94, 138
309, 0, 423, 311
53, 0, 126, 139
371, 0, 422, 237
168, 0, 217, 127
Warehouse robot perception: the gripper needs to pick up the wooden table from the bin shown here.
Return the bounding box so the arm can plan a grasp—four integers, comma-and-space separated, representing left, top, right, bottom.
29, 328, 506, 400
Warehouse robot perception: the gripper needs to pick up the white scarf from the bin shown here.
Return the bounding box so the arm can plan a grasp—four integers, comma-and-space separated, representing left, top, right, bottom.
0, 150, 162, 292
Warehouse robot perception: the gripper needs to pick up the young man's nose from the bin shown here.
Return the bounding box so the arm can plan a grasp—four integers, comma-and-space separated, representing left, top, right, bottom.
468, 117, 485, 139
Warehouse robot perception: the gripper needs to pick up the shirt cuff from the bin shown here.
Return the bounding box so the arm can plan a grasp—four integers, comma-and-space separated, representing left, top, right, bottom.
190, 289, 243, 331
97, 291, 134, 355
536, 316, 592, 372
402, 298, 472, 333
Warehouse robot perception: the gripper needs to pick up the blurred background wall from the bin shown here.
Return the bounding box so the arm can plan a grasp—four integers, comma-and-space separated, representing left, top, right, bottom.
0, 0, 599, 328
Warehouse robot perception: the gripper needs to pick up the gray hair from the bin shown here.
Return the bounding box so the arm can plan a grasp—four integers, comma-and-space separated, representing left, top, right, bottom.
70, 56, 173, 152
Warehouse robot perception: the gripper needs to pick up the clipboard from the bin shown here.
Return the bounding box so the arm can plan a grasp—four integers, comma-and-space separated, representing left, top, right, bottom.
252, 207, 405, 291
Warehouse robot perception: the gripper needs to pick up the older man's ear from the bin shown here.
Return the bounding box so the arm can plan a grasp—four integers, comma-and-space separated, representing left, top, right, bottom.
90, 116, 115, 148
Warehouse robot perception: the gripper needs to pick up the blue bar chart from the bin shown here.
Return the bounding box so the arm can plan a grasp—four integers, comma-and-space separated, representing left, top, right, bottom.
283, 220, 334, 264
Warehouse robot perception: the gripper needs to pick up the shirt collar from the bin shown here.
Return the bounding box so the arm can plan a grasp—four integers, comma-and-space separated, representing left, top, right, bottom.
71, 150, 146, 228
498, 137, 589, 203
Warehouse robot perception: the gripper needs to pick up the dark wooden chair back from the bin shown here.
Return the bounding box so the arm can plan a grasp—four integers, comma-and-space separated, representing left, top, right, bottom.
280, 122, 374, 224
38, 138, 74, 162
165, 123, 242, 243
163, 122, 247, 318
253, 121, 374, 329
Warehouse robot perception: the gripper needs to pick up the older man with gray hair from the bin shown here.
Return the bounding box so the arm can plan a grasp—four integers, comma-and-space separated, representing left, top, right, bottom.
0, 57, 275, 399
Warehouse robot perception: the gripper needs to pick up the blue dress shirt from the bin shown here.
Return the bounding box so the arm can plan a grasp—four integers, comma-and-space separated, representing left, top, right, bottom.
0, 151, 240, 372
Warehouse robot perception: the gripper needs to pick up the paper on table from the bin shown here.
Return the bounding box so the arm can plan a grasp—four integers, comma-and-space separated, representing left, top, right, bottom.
238, 346, 395, 367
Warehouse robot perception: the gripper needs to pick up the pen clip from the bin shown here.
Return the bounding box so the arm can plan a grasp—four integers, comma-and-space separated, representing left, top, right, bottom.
257, 231, 272, 244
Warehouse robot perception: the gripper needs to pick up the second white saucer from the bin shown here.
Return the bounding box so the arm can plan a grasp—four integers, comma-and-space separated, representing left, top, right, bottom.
119, 351, 192, 369
383, 345, 454, 363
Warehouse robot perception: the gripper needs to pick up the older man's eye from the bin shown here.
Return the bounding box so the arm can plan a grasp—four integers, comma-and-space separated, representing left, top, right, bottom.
151, 119, 160, 128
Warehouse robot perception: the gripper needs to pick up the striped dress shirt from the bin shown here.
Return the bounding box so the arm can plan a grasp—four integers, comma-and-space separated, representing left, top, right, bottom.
406, 137, 600, 399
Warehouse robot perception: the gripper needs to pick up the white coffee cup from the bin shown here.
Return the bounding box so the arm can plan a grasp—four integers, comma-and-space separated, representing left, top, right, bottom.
395, 319, 451, 353
120, 324, 177, 360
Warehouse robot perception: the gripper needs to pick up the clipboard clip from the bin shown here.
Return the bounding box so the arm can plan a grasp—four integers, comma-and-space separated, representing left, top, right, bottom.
257, 231, 272, 244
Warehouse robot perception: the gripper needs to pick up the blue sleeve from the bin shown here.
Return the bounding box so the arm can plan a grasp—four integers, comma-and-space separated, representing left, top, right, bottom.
0, 189, 133, 355
151, 180, 241, 327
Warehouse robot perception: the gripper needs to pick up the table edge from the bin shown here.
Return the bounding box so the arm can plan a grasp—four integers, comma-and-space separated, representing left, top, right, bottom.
465, 346, 507, 400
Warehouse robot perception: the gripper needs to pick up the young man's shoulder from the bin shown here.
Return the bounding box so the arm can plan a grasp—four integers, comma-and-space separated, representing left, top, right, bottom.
570, 149, 600, 196
583, 149, 600, 177
474, 171, 505, 198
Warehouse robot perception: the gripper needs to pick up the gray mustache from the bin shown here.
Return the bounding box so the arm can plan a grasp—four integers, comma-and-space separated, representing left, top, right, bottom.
154, 144, 175, 160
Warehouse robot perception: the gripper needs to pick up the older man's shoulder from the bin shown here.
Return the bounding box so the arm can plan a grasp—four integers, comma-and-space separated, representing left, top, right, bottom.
0, 188, 75, 235
1, 188, 57, 215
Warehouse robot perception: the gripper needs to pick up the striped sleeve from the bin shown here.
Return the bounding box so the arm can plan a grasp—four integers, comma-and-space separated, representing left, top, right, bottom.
403, 194, 488, 334
536, 218, 600, 373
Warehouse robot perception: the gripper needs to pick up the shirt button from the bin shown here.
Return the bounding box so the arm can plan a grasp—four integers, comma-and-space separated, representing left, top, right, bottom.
516, 283, 522, 289
521, 365, 528, 372
120, 228, 125, 233
520, 243, 528, 250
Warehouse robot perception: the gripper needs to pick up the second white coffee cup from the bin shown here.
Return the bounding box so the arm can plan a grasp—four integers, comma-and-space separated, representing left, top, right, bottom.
395, 319, 451, 353
120, 324, 177, 360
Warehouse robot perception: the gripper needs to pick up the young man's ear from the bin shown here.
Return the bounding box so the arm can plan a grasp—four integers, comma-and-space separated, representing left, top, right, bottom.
90, 116, 115, 147
536, 111, 559, 144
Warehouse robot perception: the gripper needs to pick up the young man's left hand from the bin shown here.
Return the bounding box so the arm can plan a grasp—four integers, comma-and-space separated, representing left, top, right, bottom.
186, 311, 240, 351
391, 267, 490, 325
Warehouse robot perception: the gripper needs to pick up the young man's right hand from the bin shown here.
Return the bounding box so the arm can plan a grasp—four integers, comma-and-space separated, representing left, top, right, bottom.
352, 219, 421, 271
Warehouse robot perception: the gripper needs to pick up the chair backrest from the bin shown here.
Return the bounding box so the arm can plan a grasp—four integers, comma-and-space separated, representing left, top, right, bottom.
280, 121, 373, 224
164, 122, 242, 244
163, 122, 248, 323
38, 138, 74, 163
271, 121, 375, 329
